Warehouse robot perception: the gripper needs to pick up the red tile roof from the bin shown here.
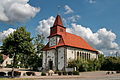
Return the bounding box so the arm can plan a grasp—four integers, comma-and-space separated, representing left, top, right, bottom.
42, 32, 96, 51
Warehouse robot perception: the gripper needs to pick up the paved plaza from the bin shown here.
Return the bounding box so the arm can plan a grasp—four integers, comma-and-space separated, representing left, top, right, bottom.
20, 71, 120, 80
0, 68, 120, 80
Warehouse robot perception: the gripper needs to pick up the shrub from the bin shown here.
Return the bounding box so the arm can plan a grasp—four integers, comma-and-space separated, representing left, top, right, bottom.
26, 72, 35, 76
8, 71, 21, 77
5, 64, 12, 68
14, 71, 21, 76
0, 72, 6, 76
73, 71, 79, 75
63, 71, 67, 75
116, 71, 120, 73
68, 71, 73, 75
23, 73, 26, 76
8, 71, 12, 76
58, 71, 62, 76
54, 71, 58, 74
41, 72, 46, 76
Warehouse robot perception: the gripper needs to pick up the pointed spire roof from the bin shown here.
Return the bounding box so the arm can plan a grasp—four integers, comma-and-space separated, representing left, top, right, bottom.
53, 15, 63, 27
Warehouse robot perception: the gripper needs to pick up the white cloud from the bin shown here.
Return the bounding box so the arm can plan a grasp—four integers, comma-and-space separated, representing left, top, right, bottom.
36, 16, 119, 51
0, 0, 40, 22
64, 5, 74, 14
67, 23, 119, 50
68, 15, 80, 22
36, 16, 55, 37
0, 28, 16, 42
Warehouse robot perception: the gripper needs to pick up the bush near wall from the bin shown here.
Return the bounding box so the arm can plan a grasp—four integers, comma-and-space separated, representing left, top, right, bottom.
73, 71, 79, 75
41, 72, 46, 76
58, 71, 62, 76
26, 72, 35, 76
0, 72, 6, 76
68, 71, 73, 75
8, 71, 21, 77
63, 71, 67, 75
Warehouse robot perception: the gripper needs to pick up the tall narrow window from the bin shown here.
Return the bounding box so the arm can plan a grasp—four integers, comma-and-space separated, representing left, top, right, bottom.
89, 54, 90, 59
77, 52, 79, 59
85, 53, 86, 60
60, 29, 63, 32
80, 52, 81, 58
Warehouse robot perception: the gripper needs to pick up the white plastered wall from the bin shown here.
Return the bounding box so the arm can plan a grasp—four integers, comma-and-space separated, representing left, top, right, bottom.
42, 51, 46, 68
67, 47, 75, 61
46, 49, 55, 68
58, 47, 65, 70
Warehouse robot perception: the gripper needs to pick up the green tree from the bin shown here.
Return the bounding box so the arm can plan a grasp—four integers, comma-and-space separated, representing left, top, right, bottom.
68, 58, 89, 72
0, 54, 3, 64
101, 56, 120, 71
1, 27, 35, 77
34, 34, 44, 54
27, 34, 45, 71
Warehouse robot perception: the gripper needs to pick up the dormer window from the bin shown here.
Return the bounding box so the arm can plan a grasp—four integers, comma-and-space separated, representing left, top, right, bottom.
60, 29, 63, 32
52, 29, 55, 32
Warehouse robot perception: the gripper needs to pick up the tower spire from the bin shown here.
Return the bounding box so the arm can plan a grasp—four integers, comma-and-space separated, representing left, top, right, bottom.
53, 15, 63, 27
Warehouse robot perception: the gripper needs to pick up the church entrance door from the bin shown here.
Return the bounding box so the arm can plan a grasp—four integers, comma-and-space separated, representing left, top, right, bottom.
49, 60, 53, 70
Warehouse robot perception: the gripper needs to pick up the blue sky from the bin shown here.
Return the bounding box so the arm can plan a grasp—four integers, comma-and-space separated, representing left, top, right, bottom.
0, 0, 120, 55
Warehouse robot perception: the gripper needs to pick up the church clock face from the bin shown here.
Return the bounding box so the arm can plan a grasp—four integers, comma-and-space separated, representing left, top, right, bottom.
50, 37, 56, 46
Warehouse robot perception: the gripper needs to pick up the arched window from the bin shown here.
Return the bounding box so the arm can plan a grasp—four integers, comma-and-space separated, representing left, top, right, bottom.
87, 53, 89, 60
80, 52, 81, 58
85, 53, 86, 60
82, 53, 84, 59
77, 52, 79, 59
89, 54, 90, 59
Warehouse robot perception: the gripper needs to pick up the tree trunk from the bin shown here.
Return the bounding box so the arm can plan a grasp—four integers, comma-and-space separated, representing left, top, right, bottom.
12, 53, 16, 78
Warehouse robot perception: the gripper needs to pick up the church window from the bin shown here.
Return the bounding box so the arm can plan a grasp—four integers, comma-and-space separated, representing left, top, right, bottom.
48, 56, 50, 58
72, 51, 73, 53
61, 56, 63, 59
80, 52, 81, 57
85, 53, 86, 60
87, 53, 88, 60
89, 54, 90, 59
51, 29, 55, 32
59, 50, 61, 53
77, 52, 79, 58
60, 29, 63, 32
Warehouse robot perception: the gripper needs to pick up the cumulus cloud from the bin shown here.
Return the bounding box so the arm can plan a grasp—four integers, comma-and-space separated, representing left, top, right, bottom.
36, 16, 119, 51
36, 16, 55, 37
68, 15, 80, 22
64, 5, 74, 14
0, 28, 16, 42
0, 0, 40, 22
67, 23, 119, 50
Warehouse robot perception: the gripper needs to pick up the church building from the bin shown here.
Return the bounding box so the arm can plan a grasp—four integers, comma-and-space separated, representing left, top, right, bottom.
42, 15, 99, 71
